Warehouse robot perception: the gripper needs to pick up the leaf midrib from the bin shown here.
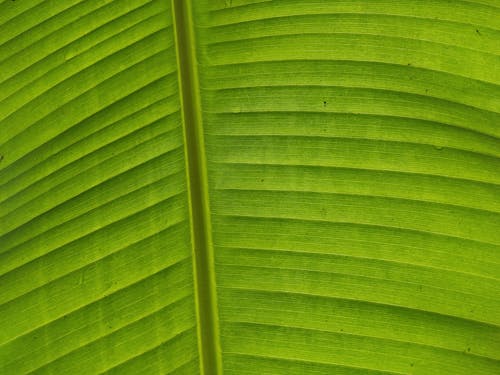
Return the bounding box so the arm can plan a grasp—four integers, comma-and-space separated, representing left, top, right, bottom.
171, 1, 222, 374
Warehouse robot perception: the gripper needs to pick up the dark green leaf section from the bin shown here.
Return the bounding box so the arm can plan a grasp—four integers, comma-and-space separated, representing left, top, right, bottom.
193, 0, 500, 374
0, 0, 199, 373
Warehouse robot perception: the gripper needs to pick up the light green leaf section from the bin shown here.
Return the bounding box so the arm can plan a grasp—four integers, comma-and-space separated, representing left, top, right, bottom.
1, 0, 500, 374
193, 0, 500, 374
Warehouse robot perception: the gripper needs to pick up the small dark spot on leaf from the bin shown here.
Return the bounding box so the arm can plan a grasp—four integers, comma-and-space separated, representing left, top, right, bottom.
340, 328, 344, 332
407, 63, 412, 66
476, 29, 481, 35
260, 179, 264, 182
410, 363, 414, 367
323, 101, 327, 107
467, 347, 471, 352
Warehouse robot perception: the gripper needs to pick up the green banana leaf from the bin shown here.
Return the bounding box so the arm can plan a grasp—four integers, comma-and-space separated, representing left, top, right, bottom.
1, 0, 499, 374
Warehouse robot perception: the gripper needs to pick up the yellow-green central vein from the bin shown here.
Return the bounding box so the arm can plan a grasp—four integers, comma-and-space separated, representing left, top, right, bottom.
171, 1, 222, 374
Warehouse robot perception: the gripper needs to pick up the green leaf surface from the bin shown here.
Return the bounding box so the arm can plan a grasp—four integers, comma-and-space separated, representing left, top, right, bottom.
1, 0, 499, 374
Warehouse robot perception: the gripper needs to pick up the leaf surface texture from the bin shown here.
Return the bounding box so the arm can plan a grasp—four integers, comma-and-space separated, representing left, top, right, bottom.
1, 0, 499, 374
